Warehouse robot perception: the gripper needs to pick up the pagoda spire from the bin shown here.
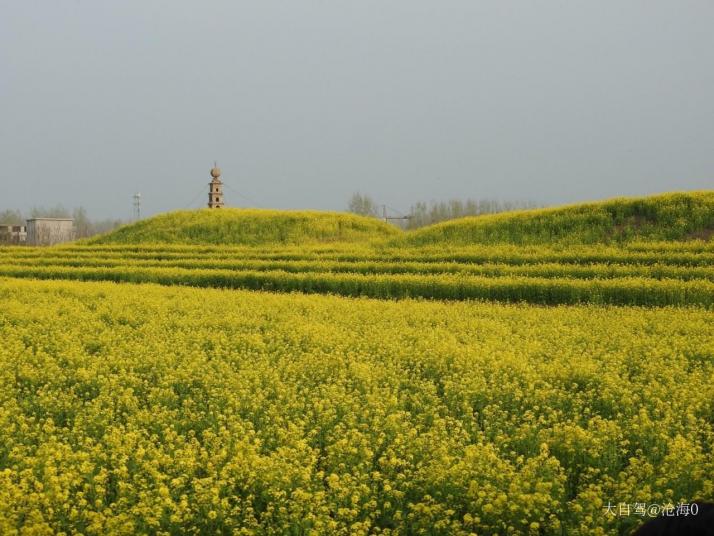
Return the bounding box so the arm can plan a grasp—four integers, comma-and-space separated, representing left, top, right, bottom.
208, 164, 225, 209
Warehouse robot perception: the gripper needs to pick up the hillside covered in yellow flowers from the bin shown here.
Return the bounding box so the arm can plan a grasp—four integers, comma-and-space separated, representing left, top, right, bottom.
86, 190, 714, 246
0, 190, 712, 535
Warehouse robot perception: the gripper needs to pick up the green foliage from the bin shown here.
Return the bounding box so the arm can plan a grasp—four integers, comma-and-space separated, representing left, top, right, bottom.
88, 208, 400, 246
2, 263, 712, 307
402, 191, 714, 246
2, 241, 714, 306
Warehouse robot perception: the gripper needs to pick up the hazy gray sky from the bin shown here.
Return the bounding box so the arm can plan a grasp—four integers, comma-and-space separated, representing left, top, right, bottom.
1, 1, 713, 219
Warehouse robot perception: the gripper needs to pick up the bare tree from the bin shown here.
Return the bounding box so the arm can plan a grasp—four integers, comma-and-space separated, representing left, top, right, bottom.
1, 205, 125, 240
405, 198, 539, 229
0, 209, 23, 225
346, 193, 538, 228
347, 192, 379, 217
30, 204, 71, 218
73, 207, 92, 238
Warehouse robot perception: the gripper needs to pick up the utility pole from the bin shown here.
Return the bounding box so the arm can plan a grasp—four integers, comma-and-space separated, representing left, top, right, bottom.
382, 204, 412, 226
133, 193, 142, 220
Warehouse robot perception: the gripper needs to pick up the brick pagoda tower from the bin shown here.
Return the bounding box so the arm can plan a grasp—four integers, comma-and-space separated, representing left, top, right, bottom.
208, 164, 225, 209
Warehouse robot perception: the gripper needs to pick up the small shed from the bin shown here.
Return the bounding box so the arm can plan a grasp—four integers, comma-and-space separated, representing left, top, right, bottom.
26, 218, 75, 246
0, 224, 27, 244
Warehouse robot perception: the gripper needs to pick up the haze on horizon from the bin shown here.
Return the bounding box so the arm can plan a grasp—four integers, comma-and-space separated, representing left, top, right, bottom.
1, 0, 713, 220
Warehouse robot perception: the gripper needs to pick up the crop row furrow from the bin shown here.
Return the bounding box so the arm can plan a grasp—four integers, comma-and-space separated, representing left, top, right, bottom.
1, 264, 712, 306
2, 248, 714, 267
3, 256, 714, 282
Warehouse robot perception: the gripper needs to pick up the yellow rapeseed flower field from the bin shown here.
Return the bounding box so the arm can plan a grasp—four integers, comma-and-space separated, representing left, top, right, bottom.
0, 277, 712, 535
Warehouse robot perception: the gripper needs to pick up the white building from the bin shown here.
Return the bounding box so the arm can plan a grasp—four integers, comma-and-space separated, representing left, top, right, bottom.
26, 218, 75, 246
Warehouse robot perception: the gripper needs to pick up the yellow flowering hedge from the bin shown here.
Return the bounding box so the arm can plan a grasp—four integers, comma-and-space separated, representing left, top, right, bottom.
0, 278, 712, 535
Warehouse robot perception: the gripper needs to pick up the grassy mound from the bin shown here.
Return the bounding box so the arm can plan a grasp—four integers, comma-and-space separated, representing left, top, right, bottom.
88, 208, 401, 245
402, 191, 714, 246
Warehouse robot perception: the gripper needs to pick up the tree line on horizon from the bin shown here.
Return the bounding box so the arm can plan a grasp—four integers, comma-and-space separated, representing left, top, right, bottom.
3, 194, 541, 240
348, 192, 539, 229
0, 206, 125, 239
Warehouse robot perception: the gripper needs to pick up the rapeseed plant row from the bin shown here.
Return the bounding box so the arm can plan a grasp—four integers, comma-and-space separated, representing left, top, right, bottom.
0, 278, 712, 535
0, 263, 712, 306
1, 241, 713, 306
4, 255, 714, 282
3, 243, 714, 267
44, 239, 713, 252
